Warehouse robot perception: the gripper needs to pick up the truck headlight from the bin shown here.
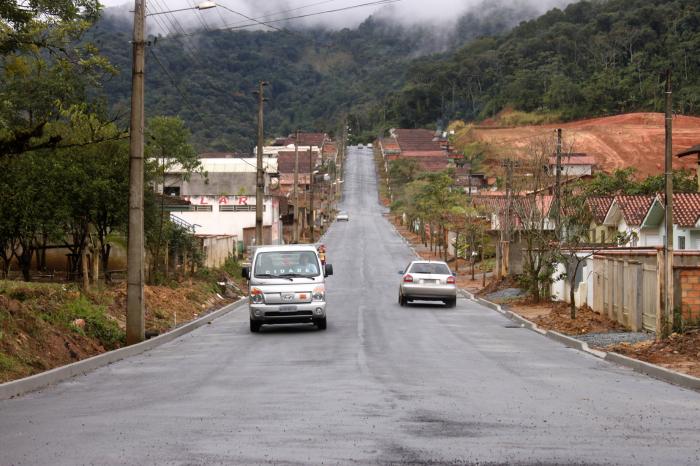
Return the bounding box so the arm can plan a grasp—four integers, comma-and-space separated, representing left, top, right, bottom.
250, 288, 265, 304
312, 285, 325, 301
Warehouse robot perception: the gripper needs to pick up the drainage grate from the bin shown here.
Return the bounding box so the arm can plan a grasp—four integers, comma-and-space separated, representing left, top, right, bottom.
504, 323, 524, 328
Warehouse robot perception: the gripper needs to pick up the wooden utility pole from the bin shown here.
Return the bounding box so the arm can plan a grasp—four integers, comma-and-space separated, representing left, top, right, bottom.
662, 69, 674, 339
254, 81, 267, 246
554, 128, 563, 238
126, 0, 146, 345
293, 129, 300, 243
502, 159, 514, 277
309, 147, 315, 242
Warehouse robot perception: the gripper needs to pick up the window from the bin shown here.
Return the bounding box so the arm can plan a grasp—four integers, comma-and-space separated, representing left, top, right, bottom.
679, 236, 686, 250
409, 263, 451, 275
194, 205, 212, 212
219, 205, 265, 212
254, 251, 320, 277
164, 186, 180, 197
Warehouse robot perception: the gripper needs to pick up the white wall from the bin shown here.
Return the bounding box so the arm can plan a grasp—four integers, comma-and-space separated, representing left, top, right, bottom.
550, 255, 592, 308
172, 195, 281, 245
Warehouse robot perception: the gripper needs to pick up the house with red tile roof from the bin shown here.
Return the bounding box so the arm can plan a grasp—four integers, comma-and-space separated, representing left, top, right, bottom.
602, 195, 656, 246
639, 193, 700, 249
585, 196, 616, 243
378, 128, 450, 172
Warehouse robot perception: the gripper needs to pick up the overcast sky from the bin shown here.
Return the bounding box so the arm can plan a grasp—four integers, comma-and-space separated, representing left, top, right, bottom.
100, 0, 572, 32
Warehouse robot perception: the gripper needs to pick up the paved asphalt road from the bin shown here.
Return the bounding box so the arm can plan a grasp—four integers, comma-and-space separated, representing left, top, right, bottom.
1, 147, 700, 465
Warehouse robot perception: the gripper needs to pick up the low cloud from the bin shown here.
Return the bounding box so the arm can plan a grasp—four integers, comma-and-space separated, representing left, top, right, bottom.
101, 0, 575, 34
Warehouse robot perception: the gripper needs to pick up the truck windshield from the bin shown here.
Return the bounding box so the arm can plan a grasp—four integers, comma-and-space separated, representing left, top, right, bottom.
254, 251, 321, 277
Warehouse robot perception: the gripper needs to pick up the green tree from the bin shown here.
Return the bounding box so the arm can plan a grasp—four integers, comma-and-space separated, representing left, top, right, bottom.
145, 116, 200, 282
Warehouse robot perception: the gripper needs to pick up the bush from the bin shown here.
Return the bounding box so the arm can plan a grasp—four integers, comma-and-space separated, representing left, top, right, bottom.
60, 297, 125, 350
222, 256, 242, 277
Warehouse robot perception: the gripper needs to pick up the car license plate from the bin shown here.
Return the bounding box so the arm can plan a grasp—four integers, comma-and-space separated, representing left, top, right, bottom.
423, 279, 437, 284
279, 305, 298, 312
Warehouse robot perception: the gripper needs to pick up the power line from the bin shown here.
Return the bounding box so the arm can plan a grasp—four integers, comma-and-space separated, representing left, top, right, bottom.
216, 4, 285, 33
166, 0, 401, 38
148, 47, 207, 124
219, 0, 342, 28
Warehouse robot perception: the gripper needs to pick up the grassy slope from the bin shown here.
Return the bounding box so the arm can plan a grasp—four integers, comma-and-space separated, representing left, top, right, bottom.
0, 271, 245, 383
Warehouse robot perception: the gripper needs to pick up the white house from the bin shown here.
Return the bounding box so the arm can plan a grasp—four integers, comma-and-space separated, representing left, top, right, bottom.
639, 193, 700, 250
548, 153, 595, 177
602, 195, 655, 246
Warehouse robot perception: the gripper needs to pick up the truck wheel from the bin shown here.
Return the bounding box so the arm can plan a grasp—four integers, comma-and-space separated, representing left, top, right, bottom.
314, 318, 327, 330
250, 320, 261, 332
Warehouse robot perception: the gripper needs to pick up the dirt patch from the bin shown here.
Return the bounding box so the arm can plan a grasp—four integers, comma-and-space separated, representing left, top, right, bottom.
607, 330, 700, 378
471, 112, 700, 177
509, 300, 627, 335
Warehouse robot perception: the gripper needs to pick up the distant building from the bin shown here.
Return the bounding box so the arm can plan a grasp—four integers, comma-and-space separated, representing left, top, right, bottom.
548, 153, 595, 176
163, 155, 282, 248
377, 128, 450, 172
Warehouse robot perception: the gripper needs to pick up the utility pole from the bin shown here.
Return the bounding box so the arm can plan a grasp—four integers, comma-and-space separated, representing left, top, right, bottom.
661, 69, 674, 339
502, 159, 514, 277
126, 0, 146, 345
309, 147, 315, 243
254, 81, 267, 246
554, 128, 563, 239
293, 129, 300, 243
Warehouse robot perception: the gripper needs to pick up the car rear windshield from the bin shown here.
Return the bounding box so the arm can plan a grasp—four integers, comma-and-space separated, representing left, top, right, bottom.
409, 263, 450, 275
254, 251, 321, 277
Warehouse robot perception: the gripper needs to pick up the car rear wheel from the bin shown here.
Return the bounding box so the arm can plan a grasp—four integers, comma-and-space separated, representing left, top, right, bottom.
399, 293, 406, 306
445, 298, 457, 308
250, 320, 262, 332
314, 317, 327, 330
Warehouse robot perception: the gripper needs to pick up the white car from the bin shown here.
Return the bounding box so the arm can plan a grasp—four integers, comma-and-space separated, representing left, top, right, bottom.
336, 211, 349, 221
398, 260, 457, 307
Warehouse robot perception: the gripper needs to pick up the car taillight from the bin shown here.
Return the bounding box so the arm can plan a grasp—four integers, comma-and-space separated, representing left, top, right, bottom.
403, 274, 413, 283
447, 276, 456, 284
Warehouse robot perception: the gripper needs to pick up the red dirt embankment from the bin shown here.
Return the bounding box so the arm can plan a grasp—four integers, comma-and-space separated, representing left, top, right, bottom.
472, 112, 700, 177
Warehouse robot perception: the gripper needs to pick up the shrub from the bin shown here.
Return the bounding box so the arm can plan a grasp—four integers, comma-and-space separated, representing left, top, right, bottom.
61, 297, 125, 350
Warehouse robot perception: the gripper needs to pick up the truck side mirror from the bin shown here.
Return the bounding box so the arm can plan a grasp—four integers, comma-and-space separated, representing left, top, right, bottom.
241, 266, 250, 280
324, 264, 333, 277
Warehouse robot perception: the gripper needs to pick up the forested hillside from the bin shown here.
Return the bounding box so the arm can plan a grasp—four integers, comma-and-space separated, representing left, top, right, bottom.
90, 1, 546, 151
374, 0, 700, 130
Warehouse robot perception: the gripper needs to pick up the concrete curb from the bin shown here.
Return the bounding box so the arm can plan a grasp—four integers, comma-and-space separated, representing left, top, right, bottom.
545, 330, 606, 358
605, 352, 700, 391
0, 298, 247, 401
468, 293, 700, 391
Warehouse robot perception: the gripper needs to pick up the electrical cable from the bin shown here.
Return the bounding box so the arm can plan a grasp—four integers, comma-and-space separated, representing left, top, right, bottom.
163, 0, 401, 38
148, 47, 208, 124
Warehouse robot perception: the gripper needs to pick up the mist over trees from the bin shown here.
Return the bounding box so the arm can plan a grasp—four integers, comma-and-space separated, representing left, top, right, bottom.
88, 1, 545, 152
372, 0, 700, 131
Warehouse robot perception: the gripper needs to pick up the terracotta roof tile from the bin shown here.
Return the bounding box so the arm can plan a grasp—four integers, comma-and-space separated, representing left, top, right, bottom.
586, 196, 614, 223
657, 193, 700, 227
276, 150, 317, 174
393, 128, 444, 153
614, 195, 655, 226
